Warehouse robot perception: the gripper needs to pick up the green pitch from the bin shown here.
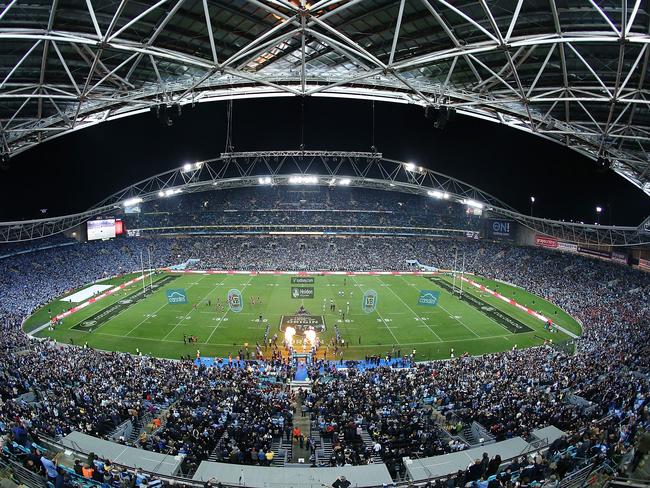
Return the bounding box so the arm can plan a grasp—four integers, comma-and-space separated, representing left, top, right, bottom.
23, 272, 582, 360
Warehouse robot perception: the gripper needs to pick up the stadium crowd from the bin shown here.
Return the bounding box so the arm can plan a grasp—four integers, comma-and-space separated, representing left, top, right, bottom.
0, 229, 649, 486
122, 186, 480, 232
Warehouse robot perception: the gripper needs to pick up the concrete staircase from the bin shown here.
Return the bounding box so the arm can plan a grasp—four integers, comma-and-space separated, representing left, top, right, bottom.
127, 413, 151, 444
270, 436, 290, 466
310, 418, 332, 466
206, 431, 227, 462
360, 428, 383, 463
320, 436, 333, 465
289, 389, 312, 464
129, 398, 176, 446
460, 424, 479, 446
207, 446, 221, 462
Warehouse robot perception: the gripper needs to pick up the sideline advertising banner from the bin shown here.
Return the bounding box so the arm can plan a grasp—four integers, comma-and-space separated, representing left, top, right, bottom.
557, 241, 578, 253
535, 235, 558, 249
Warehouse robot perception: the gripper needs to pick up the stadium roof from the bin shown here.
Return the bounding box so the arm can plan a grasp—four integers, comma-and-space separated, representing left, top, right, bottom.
0, 1, 649, 196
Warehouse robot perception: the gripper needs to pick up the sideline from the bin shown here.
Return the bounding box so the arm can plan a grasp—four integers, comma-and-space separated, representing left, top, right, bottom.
459, 276, 580, 339
27, 272, 155, 337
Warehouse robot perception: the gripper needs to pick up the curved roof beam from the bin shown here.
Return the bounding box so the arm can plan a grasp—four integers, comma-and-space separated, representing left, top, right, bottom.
0, 150, 646, 246
0, 1, 648, 196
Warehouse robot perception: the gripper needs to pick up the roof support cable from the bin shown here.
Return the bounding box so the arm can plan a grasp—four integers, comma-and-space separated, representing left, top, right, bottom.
371, 100, 377, 153
299, 98, 305, 151
224, 99, 234, 153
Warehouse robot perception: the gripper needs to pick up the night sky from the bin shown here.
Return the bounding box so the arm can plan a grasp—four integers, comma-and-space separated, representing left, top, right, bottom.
1, 97, 648, 226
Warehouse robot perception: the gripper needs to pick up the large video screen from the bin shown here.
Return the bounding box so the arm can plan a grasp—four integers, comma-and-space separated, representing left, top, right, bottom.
87, 219, 116, 241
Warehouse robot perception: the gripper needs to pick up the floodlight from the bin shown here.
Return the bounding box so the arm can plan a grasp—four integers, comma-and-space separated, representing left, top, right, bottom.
339, 178, 351, 186
463, 199, 484, 209
161, 188, 182, 197
428, 190, 450, 199
123, 197, 143, 207
405, 162, 416, 172
288, 175, 318, 184
181, 162, 202, 173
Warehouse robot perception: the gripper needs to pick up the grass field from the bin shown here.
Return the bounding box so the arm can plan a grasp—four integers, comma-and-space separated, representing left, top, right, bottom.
24, 271, 582, 361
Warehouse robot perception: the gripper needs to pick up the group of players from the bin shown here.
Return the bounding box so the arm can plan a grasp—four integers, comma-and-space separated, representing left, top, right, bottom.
185, 280, 358, 361
199, 295, 264, 312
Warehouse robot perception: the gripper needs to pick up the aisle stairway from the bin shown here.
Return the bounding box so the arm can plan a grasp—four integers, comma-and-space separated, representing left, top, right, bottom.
270, 437, 291, 466
206, 431, 227, 462
291, 393, 312, 463
461, 424, 479, 446
128, 414, 151, 444
320, 437, 333, 464
360, 428, 383, 464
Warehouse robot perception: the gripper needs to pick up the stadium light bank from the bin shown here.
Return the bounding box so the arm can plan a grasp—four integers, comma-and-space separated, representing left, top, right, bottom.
462, 198, 485, 209
181, 162, 203, 173
122, 197, 143, 207
328, 178, 351, 186
428, 190, 450, 200
158, 188, 183, 197
404, 162, 425, 173
288, 175, 319, 184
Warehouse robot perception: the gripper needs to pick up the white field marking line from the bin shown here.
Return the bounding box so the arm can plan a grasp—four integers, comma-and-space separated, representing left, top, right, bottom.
350, 275, 401, 346
124, 301, 176, 337
440, 275, 526, 337
205, 274, 255, 343
159, 276, 217, 340
468, 279, 578, 339
87, 275, 171, 335
422, 276, 481, 338
197, 311, 261, 315
126, 275, 207, 337
399, 275, 479, 338
461, 278, 571, 338
452, 281, 521, 335
379, 276, 442, 342
437, 302, 480, 338
92, 331, 514, 347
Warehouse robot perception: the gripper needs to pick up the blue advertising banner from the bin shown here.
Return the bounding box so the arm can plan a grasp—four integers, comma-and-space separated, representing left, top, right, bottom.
417, 290, 441, 307
166, 289, 188, 304
485, 219, 515, 240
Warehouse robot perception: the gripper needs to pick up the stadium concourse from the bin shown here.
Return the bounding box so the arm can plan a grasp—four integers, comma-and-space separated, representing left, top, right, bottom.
0, 232, 649, 488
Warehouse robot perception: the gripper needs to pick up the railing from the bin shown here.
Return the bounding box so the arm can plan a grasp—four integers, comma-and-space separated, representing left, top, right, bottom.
6, 432, 619, 488
1, 458, 47, 487
559, 463, 597, 488
107, 419, 133, 441
470, 421, 496, 446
